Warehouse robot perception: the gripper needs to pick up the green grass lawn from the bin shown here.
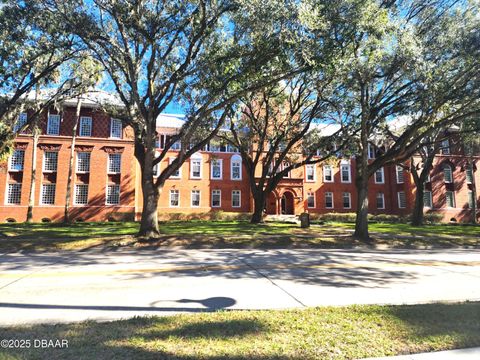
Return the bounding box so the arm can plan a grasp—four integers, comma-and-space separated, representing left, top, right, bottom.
0, 220, 478, 253
0, 302, 479, 360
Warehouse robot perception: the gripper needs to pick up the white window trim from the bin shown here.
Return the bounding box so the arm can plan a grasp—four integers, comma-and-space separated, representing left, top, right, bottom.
79, 116, 92, 137
42, 151, 58, 173
305, 164, 316, 182
340, 164, 351, 183
47, 114, 60, 135
231, 157, 242, 180
109, 118, 122, 139
396, 165, 404, 184
169, 189, 180, 208
40, 183, 56, 205
76, 152, 91, 173
14, 113, 27, 133
445, 191, 456, 208
107, 153, 122, 174
5, 183, 22, 205
232, 190, 241, 208
342, 192, 351, 209
211, 189, 221, 208
325, 192, 334, 209
74, 184, 89, 206
424, 191, 433, 209
191, 190, 201, 207
443, 165, 453, 183
377, 193, 385, 209
210, 159, 223, 180
375, 167, 385, 184
190, 158, 203, 179
307, 192, 315, 208
323, 165, 333, 183
397, 191, 406, 209
169, 158, 181, 179
105, 184, 121, 205
8, 150, 25, 172
368, 144, 376, 159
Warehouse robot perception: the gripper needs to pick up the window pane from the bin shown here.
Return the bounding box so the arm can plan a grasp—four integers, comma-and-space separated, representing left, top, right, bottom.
106, 185, 120, 205
191, 190, 200, 207
307, 192, 315, 208
43, 152, 58, 172
41, 184, 56, 205
376, 193, 384, 209
108, 154, 122, 173
325, 192, 333, 208
76, 152, 91, 173
232, 190, 241, 207
398, 191, 406, 208
7, 183, 22, 204
75, 184, 89, 205
9, 150, 25, 171
343, 192, 351, 208
79, 117, 92, 137
423, 191, 432, 208
212, 190, 221, 207
110, 119, 122, 138
170, 190, 179, 207
47, 115, 60, 135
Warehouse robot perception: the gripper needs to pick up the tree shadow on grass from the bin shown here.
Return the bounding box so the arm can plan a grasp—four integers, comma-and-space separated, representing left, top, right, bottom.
0, 316, 289, 360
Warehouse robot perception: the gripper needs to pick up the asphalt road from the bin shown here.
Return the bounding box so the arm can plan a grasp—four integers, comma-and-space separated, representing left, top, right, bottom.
0, 248, 479, 325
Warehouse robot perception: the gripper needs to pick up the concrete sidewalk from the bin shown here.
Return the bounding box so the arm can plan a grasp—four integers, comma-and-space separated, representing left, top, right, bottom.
363, 347, 480, 359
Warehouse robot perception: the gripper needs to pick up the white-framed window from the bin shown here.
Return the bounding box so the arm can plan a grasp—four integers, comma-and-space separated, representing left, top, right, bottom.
342, 192, 351, 209
231, 155, 242, 180
43, 151, 58, 172
440, 139, 450, 155
325, 192, 334, 209
6, 183, 21, 204
323, 165, 333, 182
468, 191, 475, 209
211, 189, 221, 207
47, 114, 60, 135
375, 167, 385, 184
74, 184, 89, 205
76, 152, 91, 173
110, 118, 122, 138
340, 164, 351, 183
232, 190, 241, 208
466, 165, 474, 184
396, 165, 404, 184
190, 157, 202, 179
368, 143, 376, 159
108, 153, 122, 174
211, 159, 222, 180
397, 191, 406, 209
40, 184, 56, 205
9, 149, 25, 171
307, 192, 315, 208
443, 164, 453, 183
106, 184, 120, 205
169, 189, 179, 207
445, 191, 455, 208
424, 191, 433, 208
376, 192, 385, 209
306, 164, 315, 182
282, 161, 291, 178
14, 113, 27, 133
79, 116, 92, 137
169, 158, 181, 179
191, 190, 200, 207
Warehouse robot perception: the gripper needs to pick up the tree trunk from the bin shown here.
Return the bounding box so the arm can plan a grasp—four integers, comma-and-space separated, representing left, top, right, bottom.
138, 143, 160, 238
138, 177, 160, 238
411, 185, 424, 226
64, 99, 82, 223
26, 130, 39, 222
250, 192, 266, 224
353, 174, 370, 241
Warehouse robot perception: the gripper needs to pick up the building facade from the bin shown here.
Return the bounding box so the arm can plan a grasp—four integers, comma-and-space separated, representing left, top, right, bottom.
1, 105, 479, 223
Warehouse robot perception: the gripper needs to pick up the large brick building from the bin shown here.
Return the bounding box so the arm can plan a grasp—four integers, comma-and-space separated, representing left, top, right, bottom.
1, 96, 479, 223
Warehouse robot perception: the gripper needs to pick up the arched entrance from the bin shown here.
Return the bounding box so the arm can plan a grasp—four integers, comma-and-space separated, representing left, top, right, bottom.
265, 192, 278, 214
281, 191, 295, 215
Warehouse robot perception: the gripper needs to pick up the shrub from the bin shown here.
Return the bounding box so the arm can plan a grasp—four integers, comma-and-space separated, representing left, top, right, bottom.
158, 211, 250, 222
41, 217, 52, 223
5, 218, 16, 223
